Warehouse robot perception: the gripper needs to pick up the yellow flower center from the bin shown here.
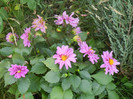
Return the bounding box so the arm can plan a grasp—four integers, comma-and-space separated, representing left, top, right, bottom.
109, 59, 114, 65
17, 70, 21, 73
89, 48, 94, 53
61, 55, 68, 61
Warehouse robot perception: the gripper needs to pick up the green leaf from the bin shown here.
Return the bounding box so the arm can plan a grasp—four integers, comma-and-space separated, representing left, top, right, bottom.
124, 82, 133, 88
0, 60, 10, 79
34, 36, 46, 43
12, 53, 25, 65
8, 84, 18, 95
106, 82, 116, 90
79, 80, 92, 94
42, 92, 47, 99
69, 75, 81, 89
79, 70, 91, 79
0, 17, 3, 33
92, 81, 105, 95
0, 47, 13, 56
17, 77, 30, 94
18, 92, 34, 99
4, 72, 17, 86
42, 57, 59, 72
44, 71, 60, 83
30, 55, 45, 65
27, 0, 36, 10
0, 7, 8, 20
28, 74, 41, 92
14, 40, 32, 56
63, 89, 73, 99
50, 86, 63, 99
78, 32, 87, 41
61, 78, 71, 91
107, 90, 119, 99
1, 0, 10, 3
20, 0, 28, 4
78, 94, 94, 99
40, 78, 52, 93
31, 62, 47, 74
92, 71, 113, 85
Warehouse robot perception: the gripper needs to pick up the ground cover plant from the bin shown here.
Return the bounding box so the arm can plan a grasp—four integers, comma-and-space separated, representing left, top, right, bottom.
0, 0, 133, 99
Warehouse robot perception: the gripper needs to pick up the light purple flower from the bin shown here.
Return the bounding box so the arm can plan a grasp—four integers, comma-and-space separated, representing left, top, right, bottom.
6, 32, 19, 44
79, 42, 99, 64
68, 12, 79, 27
8, 64, 29, 79
54, 11, 79, 27
53, 45, 77, 70
100, 51, 120, 75
21, 27, 31, 47
32, 15, 47, 33
73, 27, 82, 35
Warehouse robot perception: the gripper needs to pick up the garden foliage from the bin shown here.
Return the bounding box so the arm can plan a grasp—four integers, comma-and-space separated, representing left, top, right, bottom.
0, 0, 132, 99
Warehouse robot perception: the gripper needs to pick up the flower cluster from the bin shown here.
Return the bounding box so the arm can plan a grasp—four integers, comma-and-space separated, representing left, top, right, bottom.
32, 15, 47, 33
8, 64, 29, 79
55, 11, 79, 28
79, 42, 99, 64
6, 32, 19, 44
20, 27, 31, 47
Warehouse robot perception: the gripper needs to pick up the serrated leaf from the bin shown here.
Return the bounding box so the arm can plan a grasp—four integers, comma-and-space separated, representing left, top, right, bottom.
92, 71, 113, 85
12, 53, 25, 65
44, 71, 60, 83
107, 90, 119, 99
0, 47, 13, 56
0, 17, 3, 33
31, 62, 47, 74
4, 72, 17, 86
62, 78, 71, 91
63, 89, 73, 99
79, 70, 91, 79
69, 75, 81, 89
28, 74, 41, 92
42, 57, 59, 71
79, 80, 92, 94
17, 77, 30, 94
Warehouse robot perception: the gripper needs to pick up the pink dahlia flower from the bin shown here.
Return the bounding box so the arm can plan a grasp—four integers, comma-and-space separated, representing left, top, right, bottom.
79, 42, 99, 64
8, 64, 29, 79
72, 27, 82, 35
53, 45, 77, 70
32, 15, 47, 33
68, 12, 79, 28
6, 32, 19, 44
21, 27, 31, 47
101, 51, 120, 75
54, 11, 79, 27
